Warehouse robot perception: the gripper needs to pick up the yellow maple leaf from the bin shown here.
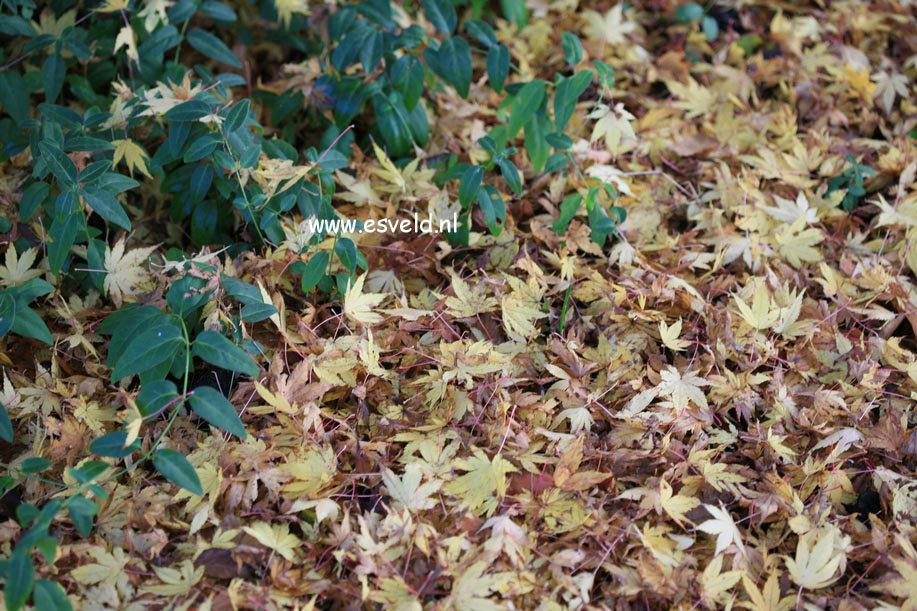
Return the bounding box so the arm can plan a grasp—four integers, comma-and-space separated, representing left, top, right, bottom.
381, 463, 442, 512
785, 527, 847, 590
666, 78, 717, 118
96, 0, 130, 12
344, 273, 387, 326
590, 103, 637, 158
734, 283, 780, 331
659, 479, 699, 526
446, 272, 498, 318
0, 245, 44, 287
274, 0, 309, 29
143, 560, 203, 596
659, 318, 690, 352
843, 65, 876, 101
104, 238, 158, 308
444, 448, 516, 516
370, 140, 407, 194
111, 138, 152, 178
581, 4, 638, 45
242, 522, 300, 560
114, 25, 139, 62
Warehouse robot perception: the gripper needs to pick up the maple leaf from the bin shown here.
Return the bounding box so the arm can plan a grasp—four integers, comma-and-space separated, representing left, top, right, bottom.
697, 504, 744, 556
443, 448, 516, 516
659, 318, 690, 352
447, 562, 513, 611
111, 138, 152, 178
104, 238, 158, 308
138, 0, 173, 32
872, 70, 909, 114
581, 4, 637, 45
344, 273, 387, 326
501, 275, 547, 339
370, 140, 407, 194
0, 245, 44, 287
666, 78, 717, 118
700, 555, 742, 605
589, 103, 637, 158
874, 549, 917, 608
370, 576, 423, 611
446, 272, 498, 318
143, 560, 204, 596
774, 217, 823, 268
242, 522, 300, 560
381, 463, 441, 512
274, 0, 309, 29
734, 284, 780, 331
659, 479, 699, 526
784, 528, 846, 590
114, 25, 139, 62
656, 366, 709, 412
741, 573, 795, 611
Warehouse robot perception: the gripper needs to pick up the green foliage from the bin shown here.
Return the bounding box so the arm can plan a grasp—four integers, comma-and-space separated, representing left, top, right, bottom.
676, 2, 720, 42
827, 155, 876, 212
0, 0, 630, 603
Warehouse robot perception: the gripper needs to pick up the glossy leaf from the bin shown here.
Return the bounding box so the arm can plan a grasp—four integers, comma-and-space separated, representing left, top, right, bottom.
153, 449, 203, 496
188, 386, 247, 439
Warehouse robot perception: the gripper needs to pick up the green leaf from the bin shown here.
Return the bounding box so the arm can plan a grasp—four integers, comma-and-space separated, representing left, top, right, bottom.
21, 457, 52, 474
188, 386, 247, 439
201, 0, 237, 22
164, 99, 211, 122
477, 185, 506, 234
67, 495, 98, 537
186, 28, 242, 69
390, 56, 424, 111
464, 20, 496, 48
38, 142, 77, 188
702, 15, 719, 40
524, 113, 551, 172
0, 71, 29, 124
111, 318, 184, 381
4, 552, 34, 611
426, 37, 472, 98
675, 2, 704, 22
459, 165, 483, 209
360, 27, 384, 73
500, 0, 528, 28
0, 401, 12, 442
136, 380, 179, 418
421, 0, 456, 33
508, 80, 546, 139
496, 158, 522, 196
152, 449, 203, 496
552, 193, 582, 234
241, 302, 278, 322
43, 53, 65, 103
183, 133, 221, 162
81, 188, 131, 230
486, 44, 510, 94
0, 293, 15, 338
561, 32, 583, 65
90, 431, 139, 458
192, 330, 259, 377
224, 99, 250, 132
298, 251, 330, 293
67, 460, 109, 484
33, 580, 73, 611
374, 94, 413, 158
554, 70, 593, 132
594, 60, 615, 89
10, 306, 53, 345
